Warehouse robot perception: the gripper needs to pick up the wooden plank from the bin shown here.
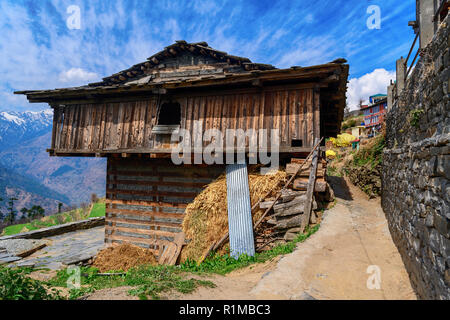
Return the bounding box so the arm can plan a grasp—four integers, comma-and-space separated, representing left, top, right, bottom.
214, 95, 222, 131
158, 232, 185, 265
259, 91, 265, 133
65, 106, 74, 150
105, 207, 185, 219
110, 103, 120, 149
106, 199, 187, 209
301, 138, 319, 228
61, 107, 70, 149
314, 90, 321, 142
103, 103, 113, 149
106, 234, 160, 250
185, 96, 193, 134
289, 90, 296, 141
281, 90, 288, 144
106, 216, 180, 229
71, 105, 81, 150
105, 225, 179, 238
285, 163, 324, 175
137, 101, 146, 147
97, 104, 106, 150
130, 101, 139, 147
108, 179, 207, 188
51, 107, 59, 149
106, 188, 198, 198
90, 104, 99, 149
82, 104, 91, 150
292, 178, 327, 192
252, 93, 259, 131
306, 89, 313, 147
77, 104, 86, 149
205, 96, 213, 132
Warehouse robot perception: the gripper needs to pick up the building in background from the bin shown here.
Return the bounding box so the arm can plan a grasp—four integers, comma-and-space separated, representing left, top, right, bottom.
361, 94, 387, 134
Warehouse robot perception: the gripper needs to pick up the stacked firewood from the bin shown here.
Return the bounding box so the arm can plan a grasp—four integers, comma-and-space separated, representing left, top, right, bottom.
255, 156, 334, 251
286, 158, 327, 192
261, 189, 317, 241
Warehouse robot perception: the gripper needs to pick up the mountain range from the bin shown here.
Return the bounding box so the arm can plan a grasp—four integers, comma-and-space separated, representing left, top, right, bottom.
0, 109, 106, 215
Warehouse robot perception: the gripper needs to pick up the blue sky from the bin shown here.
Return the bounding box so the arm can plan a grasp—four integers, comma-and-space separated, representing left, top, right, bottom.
0, 0, 416, 112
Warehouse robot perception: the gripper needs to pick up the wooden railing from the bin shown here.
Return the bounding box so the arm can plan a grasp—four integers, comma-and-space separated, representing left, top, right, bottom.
405, 32, 420, 78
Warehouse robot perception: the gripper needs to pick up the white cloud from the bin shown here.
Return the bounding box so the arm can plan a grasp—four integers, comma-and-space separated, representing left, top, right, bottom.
58, 68, 99, 84
277, 36, 337, 68
346, 68, 395, 111
304, 14, 314, 24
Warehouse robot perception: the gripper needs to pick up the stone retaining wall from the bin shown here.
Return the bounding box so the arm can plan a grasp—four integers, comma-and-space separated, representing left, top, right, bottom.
382, 16, 449, 299
0, 217, 105, 241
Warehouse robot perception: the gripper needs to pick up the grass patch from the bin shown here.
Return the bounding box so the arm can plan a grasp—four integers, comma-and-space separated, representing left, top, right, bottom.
0, 266, 63, 300
352, 134, 385, 169
9, 222, 320, 300
409, 109, 424, 128
89, 203, 106, 218
47, 265, 215, 300
2, 203, 104, 237
44, 224, 320, 300
327, 165, 342, 177
179, 224, 320, 275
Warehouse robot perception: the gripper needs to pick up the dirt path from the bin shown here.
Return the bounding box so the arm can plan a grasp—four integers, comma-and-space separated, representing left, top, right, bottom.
249, 177, 416, 300
88, 178, 417, 300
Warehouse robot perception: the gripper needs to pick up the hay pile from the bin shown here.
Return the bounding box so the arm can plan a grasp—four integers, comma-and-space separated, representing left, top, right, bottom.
93, 243, 157, 272
181, 167, 287, 262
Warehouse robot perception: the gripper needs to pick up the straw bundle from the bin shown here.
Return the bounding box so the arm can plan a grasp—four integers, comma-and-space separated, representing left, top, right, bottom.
180, 167, 287, 262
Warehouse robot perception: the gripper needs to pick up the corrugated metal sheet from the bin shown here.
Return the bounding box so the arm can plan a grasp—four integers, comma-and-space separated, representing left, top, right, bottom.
225, 162, 255, 259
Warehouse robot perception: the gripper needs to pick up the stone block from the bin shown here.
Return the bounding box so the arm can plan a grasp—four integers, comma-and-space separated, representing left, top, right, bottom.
429, 229, 441, 253
434, 213, 449, 238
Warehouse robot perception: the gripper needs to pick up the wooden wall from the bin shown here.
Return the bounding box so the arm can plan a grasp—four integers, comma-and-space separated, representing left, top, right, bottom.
51, 87, 320, 153
105, 158, 224, 254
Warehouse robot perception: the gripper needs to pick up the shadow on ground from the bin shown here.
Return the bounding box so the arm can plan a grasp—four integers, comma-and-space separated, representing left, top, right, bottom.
327, 176, 353, 201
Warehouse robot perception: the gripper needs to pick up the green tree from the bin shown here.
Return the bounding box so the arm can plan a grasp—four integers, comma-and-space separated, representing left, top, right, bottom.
58, 202, 63, 214
0, 197, 3, 221
28, 205, 45, 219
6, 198, 18, 224
20, 207, 29, 220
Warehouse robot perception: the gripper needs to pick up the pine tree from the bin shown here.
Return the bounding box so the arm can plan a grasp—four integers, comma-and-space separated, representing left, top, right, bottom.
29, 205, 45, 219
20, 207, 29, 220
0, 197, 4, 222
6, 198, 18, 224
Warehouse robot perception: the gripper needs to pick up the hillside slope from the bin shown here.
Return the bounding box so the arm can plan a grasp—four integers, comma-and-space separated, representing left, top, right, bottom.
0, 164, 70, 214
0, 110, 106, 210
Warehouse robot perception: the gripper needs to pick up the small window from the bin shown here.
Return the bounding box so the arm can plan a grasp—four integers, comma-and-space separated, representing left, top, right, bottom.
152, 101, 181, 135
291, 139, 303, 147
158, 102, 181, 125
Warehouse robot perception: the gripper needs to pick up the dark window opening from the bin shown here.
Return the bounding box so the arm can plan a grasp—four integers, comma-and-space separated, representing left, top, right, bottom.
158, 102, 181, 125
291, 139, 303, 147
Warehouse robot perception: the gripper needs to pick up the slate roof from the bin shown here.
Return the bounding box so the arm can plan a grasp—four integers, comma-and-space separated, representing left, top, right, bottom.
89, 40, 276, 87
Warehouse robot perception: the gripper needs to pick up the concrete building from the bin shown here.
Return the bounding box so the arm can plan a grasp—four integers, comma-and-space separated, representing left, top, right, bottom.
361, 94, 387, 132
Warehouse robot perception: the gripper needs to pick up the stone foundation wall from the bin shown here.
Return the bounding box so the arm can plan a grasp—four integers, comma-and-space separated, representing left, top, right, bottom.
382, 16, 449, 299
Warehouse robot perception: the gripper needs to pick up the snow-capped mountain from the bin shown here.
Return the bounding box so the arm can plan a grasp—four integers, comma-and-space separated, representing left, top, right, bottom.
0, 109, 105, 214
0, 110, 53, 150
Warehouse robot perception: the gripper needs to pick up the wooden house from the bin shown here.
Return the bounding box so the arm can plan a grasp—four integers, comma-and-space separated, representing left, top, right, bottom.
16, 41, 348, 254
